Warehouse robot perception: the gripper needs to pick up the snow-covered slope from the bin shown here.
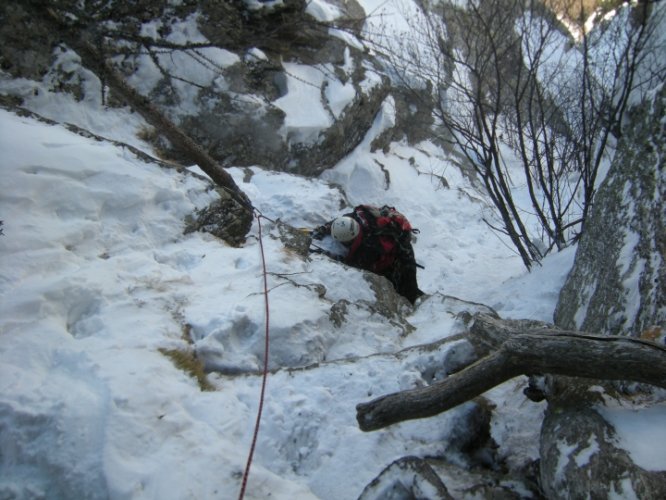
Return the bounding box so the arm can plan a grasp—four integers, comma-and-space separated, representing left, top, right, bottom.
0, 93, 566, 498
3, 0, 663, 498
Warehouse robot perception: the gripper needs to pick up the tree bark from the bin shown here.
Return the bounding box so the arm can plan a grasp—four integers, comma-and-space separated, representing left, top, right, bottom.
84, 44, 251, 208
356, 314, 666, 431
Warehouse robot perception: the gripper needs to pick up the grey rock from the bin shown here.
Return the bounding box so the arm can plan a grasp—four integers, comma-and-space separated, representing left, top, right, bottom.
540, 403, 666, 499
546, 79, 666, 500
358, 456, 454, 500
554, 84, 665, 338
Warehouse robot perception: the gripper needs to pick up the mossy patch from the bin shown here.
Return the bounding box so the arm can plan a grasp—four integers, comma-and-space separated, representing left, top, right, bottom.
159, 348, 215, 392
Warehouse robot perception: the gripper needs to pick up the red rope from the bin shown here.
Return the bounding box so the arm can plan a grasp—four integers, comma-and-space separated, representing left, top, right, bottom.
238, 212, 271, 500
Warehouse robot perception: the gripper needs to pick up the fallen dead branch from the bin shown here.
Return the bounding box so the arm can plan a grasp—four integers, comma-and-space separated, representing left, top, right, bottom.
356, 314, 666, 431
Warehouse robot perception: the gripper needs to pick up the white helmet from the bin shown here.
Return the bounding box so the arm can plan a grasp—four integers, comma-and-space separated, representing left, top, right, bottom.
331, 216, 360, 242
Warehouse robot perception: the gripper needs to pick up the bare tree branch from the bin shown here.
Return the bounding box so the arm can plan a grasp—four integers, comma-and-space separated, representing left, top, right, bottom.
366, 0, 665, 268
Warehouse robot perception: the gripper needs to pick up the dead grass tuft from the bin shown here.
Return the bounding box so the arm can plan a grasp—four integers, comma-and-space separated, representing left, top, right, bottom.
159, 347, 215, 392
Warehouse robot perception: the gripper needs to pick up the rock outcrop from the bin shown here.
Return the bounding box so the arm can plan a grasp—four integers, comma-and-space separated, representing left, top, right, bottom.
0, 0, 424, 177
543, 84, 666, 499
554, 84, 665, 338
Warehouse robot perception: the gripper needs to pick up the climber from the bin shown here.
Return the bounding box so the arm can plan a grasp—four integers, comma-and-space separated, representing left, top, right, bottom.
311, 205, 424, 304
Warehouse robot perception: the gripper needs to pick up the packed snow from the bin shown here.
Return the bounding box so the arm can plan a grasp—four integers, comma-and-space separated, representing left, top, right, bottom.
0, 96, 551, 499
1, 0, 665, 498
599, 404, 666, 472
0, 83, 551, 500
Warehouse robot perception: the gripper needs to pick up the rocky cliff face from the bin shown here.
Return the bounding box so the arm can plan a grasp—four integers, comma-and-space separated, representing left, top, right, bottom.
543, 84, 666, 500
554, 84, 665, 338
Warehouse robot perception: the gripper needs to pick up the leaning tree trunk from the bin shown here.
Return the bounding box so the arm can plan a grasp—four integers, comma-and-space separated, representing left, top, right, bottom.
356, 313, 666, 431
39, 5, 254, 245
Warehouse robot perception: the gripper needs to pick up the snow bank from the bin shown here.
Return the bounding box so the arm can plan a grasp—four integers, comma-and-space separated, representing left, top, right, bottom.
0, 105, 552, 498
